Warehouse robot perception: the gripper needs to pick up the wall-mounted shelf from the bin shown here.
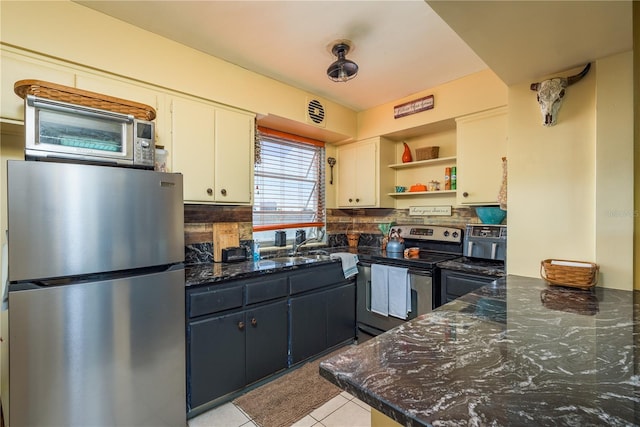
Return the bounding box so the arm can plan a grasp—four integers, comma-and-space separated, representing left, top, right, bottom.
388, 190, 457, 197
388, 156, 456, 169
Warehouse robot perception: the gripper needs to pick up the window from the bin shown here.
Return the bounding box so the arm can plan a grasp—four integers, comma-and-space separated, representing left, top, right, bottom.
253, 127, 325, 245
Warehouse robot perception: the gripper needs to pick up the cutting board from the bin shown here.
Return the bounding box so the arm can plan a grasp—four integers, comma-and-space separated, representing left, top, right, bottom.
213, 222, 240, 262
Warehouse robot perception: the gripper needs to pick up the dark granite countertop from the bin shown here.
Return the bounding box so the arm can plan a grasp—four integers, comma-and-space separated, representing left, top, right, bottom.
438, 257, 506, 277
185, 246, 372, 287
319, 275, 640, 426
185, 257, 336, 287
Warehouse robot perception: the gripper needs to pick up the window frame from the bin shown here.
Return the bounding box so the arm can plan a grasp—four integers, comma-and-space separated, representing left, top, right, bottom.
252, 127, 326, 239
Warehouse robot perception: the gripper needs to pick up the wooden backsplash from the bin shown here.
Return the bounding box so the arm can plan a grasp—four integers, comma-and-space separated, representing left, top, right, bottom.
184, 204, 252, 245
183, 204, 486, 246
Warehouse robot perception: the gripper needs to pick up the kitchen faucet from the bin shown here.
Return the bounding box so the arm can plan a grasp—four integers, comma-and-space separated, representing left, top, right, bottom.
291, 237, 319, 255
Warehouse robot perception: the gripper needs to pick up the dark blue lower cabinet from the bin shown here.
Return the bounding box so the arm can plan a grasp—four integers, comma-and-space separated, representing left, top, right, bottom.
246, 301, 288, 384
290, 291, 328, 364
189, 311, 246, 409
289, 281, 356, 365
186, 264, 356, 413
187, 299, 288, 411
327, 283, 356, 347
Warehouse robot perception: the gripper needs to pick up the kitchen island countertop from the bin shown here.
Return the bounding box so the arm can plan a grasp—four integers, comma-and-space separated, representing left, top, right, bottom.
319, 275, 640, 426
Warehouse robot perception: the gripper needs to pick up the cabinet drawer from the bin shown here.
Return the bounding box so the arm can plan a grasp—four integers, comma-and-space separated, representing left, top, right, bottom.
188, 286, 243, 318
289, 264, 345, 295
245, 276, 288, 305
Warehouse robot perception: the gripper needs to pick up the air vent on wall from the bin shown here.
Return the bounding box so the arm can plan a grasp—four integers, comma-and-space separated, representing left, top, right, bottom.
306, 98, 326, 127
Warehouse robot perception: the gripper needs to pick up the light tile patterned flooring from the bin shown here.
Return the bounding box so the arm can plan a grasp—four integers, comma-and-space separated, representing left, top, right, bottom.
188, 391, 371, 427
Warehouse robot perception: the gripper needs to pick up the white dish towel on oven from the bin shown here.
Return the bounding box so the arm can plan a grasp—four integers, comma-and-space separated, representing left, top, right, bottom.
371, 264, 410, 319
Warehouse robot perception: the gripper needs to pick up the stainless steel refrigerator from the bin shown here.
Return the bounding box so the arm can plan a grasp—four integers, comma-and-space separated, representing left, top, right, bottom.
3, 160, 186, 427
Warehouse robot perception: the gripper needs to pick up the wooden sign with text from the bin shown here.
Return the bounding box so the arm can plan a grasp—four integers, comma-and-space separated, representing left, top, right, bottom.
409, 205, 452, 216
394, 95, 434, 119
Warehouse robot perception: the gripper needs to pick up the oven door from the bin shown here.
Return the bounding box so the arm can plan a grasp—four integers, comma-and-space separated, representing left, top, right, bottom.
25, 95, 134, 165
356, 262, 432, 338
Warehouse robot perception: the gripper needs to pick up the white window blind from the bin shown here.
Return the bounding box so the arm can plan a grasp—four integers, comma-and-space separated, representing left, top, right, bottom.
253, 127, 325, 232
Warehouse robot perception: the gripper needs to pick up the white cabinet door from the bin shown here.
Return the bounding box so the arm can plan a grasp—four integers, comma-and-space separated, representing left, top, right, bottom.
456, 107, 507, 205
336, 143, 358, 207
170, 96, 216, 202
337, 138, 393, 208
170, 95, 254, 204
354, 139, 377, 206
1, 51, 75, 122
214, 107, 254, 204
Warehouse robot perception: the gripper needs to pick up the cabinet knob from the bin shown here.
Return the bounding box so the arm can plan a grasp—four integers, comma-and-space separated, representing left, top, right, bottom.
463, 192, 469, 198
206, 188, 213, 195
348, 198, 353, 203
355, 198, 360, 203
221, 188, 227, 196
238, 321, 245, 331
251, 317, 257, 327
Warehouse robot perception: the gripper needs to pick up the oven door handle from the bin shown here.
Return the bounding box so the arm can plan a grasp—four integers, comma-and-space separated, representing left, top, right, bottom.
28, 95, 134, 123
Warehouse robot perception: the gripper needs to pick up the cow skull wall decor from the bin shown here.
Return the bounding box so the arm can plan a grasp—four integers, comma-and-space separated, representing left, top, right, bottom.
530, 63, 591, 127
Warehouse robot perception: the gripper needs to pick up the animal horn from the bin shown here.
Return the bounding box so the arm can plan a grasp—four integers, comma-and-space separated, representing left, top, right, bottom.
567, 63, 591, 86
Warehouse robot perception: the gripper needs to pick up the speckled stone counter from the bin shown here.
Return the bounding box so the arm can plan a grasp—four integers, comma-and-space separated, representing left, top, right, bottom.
438, 256, 506, 277
185, 257, 338, 287
185, 246, 375, 287
319, 275, 640, 426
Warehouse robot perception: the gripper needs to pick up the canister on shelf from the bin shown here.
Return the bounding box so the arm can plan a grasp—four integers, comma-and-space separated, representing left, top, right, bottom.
444, 167, 451, 190
451, 166, 457, 190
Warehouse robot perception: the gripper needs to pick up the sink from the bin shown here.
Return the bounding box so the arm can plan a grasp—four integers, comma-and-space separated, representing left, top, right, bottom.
268, 256, 312, 264
301, 254, 332, 261
262, 255, 332, 264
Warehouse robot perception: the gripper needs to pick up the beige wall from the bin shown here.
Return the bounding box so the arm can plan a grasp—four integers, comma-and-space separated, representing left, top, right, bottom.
595, 52, 634, 289
507, 54, 633, 290
357, 69, 508, 140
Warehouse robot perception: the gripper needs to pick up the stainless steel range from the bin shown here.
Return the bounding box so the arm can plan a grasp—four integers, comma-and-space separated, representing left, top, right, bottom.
357, 225, 464, 338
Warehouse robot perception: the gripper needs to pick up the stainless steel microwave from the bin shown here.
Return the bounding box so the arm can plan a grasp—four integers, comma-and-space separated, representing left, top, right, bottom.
24, 94, 155, 169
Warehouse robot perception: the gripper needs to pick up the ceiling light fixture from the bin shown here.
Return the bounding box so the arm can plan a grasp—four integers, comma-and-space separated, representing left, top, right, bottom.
327, 42, 358, 82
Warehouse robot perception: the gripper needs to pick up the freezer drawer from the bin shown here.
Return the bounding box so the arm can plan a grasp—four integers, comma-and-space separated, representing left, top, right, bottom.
8, 267, 186, 427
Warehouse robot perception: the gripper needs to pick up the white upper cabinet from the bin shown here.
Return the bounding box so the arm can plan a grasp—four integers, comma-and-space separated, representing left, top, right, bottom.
455, 106, 508, 205
336, 137, 394, 208
1, 50, 75, 122
213, 106, 255, 204
171, 95, 254, 205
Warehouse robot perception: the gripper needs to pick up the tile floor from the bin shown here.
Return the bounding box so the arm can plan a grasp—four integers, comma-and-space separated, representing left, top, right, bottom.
188, 391, 371, 427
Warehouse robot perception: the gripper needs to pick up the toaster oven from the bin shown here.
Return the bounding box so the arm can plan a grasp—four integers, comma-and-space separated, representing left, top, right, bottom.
24, 94, 155, 169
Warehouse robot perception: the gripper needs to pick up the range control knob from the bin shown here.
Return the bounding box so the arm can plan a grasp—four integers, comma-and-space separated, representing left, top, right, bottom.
443, 230, 450, 237
452, 231, 459, 238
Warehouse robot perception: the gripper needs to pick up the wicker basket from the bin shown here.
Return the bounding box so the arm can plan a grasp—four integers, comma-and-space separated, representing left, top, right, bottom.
415, 146, 439, 161
540, 259, 599, 289
14, 79, 156, 121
